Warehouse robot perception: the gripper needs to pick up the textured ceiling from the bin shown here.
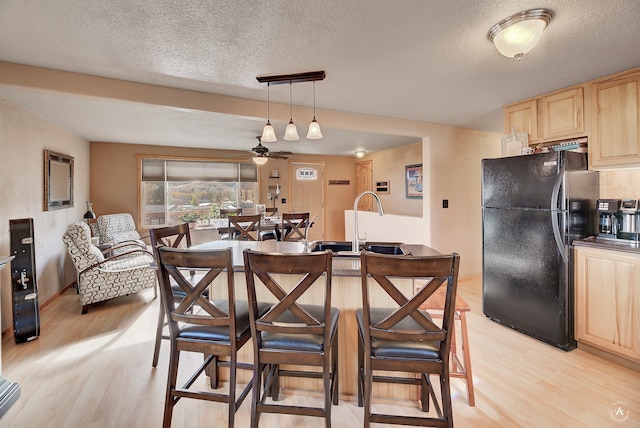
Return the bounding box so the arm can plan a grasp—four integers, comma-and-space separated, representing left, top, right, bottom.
0, 0, 639, 156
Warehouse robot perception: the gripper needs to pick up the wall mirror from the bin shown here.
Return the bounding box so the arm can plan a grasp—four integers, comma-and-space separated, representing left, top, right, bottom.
44, 149, 74, 211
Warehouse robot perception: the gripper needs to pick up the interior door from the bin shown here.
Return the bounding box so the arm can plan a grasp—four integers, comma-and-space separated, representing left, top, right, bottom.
288, 161, 325, 241
355, 160, 373, 211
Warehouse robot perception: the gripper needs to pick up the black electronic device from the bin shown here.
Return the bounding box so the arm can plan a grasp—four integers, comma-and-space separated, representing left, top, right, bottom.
596, 199, 622, 239
9, 218, 40, 343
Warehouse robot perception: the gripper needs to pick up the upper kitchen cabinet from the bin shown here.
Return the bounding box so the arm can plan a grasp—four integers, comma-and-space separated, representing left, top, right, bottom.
504, 87, 585, 145
589, 68, 640, 169
504, 99, 538, 142
538, 87, 584, 140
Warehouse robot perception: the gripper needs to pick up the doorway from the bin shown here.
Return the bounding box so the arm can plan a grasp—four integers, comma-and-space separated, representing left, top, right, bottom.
288, 161, 325, 241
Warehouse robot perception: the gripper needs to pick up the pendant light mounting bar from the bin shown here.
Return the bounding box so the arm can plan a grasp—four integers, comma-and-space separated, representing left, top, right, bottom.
257, 70, 325, 85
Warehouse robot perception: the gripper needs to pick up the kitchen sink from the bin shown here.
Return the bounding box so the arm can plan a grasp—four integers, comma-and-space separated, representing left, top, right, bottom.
308, 241, 412, 257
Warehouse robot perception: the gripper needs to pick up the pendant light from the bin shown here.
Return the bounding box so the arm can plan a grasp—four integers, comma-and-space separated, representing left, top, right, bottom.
261, 82, 277, 142
306, 80, 323, 139
283, 81, 300, 141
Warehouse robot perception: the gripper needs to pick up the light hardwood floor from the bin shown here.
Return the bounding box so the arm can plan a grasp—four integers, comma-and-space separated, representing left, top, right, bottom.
1, 276, 638, 427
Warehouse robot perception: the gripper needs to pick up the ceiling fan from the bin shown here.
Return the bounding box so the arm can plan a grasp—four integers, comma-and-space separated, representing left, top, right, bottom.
226, 136, 293, 163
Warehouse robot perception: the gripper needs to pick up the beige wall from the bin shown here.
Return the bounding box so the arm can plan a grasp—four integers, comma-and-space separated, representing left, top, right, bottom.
364, 141, 423, 217
599, 169, 640, 198
426, 128, 502, 278
0, 97, 90, 333
90, 142, 357, 241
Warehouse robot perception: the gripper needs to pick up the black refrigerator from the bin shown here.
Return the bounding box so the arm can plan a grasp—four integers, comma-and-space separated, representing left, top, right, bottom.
481, 151, 598, 350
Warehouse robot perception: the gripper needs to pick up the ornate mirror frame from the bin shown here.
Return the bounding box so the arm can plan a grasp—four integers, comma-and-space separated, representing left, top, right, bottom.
44, 149, 74, 211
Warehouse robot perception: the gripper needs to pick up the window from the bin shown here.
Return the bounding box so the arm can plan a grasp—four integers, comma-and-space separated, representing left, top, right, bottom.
139, 157, 258, 227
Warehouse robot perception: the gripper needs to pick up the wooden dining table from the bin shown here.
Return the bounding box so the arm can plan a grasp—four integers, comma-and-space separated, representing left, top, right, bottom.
200, 216, 304, 240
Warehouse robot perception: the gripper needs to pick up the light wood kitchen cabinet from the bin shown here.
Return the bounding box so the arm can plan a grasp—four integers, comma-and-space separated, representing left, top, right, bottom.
589, 69, 640, 168
575, 246, 640, 362
538, 87, 584, 140
504, 99, 538, 142
504, 87, 585, 144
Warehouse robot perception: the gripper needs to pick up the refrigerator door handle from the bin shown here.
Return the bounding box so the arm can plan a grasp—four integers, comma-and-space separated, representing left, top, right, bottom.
551, 161, 568, 261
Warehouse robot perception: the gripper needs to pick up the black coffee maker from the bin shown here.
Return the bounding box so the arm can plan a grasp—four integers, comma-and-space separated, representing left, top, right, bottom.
596, 199, 621, 239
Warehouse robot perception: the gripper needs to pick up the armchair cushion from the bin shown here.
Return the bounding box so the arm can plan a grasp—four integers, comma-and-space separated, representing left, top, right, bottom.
97, 213, 143, 246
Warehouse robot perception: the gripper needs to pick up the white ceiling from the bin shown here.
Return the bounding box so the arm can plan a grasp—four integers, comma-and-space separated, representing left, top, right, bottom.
1, 0, 639, 156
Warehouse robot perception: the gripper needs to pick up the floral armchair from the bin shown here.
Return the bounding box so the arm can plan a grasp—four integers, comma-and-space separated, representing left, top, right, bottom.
63, 221, 156, 314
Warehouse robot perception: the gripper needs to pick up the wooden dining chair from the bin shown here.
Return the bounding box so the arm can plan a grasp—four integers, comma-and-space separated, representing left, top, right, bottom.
227, 214, 262, 241
156, 246, 271, 428
149, 223, 197, 368
280, 212, 310, 241
243, 249, 339, 428
357, 251, 460, 428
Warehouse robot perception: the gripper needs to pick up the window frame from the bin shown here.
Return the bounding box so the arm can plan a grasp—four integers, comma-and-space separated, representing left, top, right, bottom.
136, 154, 261, 228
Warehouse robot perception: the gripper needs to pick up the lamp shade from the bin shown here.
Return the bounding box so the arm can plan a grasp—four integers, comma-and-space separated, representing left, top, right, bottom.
261, 121, 277, 142
306, 118, 323, 139
283, 120, 300, 141
488, 9, 553, 60
252, 156, 269, 165
83, 201, 95, 220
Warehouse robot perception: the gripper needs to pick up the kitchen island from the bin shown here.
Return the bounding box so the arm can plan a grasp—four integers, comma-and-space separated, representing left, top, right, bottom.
192, 239, 442, 400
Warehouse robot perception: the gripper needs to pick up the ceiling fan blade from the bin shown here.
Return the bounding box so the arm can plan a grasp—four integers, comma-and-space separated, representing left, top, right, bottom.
269, 154, 289, 159
270, 151, 293, 156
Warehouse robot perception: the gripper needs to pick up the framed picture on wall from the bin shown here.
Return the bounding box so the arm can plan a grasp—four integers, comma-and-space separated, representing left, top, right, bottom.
405, 164, 423, 199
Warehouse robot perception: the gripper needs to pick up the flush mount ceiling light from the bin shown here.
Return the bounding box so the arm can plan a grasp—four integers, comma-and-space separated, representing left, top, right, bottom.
355, 151, 365, 158
488, 9, 553, 61
257, 70, 325, 141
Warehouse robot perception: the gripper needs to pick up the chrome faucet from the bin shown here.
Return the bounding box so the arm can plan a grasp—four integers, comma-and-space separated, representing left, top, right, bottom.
303, 215, 321, 250
352, 191, 385, 253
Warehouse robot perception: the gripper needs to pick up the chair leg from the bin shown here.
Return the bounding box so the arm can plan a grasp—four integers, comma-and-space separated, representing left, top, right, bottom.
459, 310, 475, 406
363, 355, 372, 428
357, 331, 364, 407
227, 353, 237, 428
332, 328, 339, 406
421, 374, 430, 412
440, 372, 454, 427
270, 365, 280, 401
163, 345, 180, 428
152, 297, 166, 367
208, 355, 219, 389
250, 362, 264, 428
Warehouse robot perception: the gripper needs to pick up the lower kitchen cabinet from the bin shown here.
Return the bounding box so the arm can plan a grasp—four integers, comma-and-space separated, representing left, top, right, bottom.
575, 246, 640, 362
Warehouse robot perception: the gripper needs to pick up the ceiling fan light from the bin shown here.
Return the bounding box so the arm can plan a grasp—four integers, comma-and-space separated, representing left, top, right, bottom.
283, 120, 300, 141
488, 9, 553, 60
306, 118, 323, 139
252, 156, 268, 165
261, 121, 277, 143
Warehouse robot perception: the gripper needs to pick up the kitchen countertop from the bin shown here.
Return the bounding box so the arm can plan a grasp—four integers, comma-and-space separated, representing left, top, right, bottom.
574, 236, 640, 254
192, 240, 442, 276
